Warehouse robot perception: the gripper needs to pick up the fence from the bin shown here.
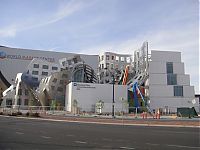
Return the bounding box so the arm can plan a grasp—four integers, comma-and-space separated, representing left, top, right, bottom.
1, 104, 199, 119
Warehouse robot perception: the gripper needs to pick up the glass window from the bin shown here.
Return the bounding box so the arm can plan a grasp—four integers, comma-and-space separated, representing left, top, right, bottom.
102, 64, 104, 69
111, 56, 115, 60
167, 74, 177, 85
166, 62, 173, 74
126, 57, 131, 63
57, 87, 63, 92
17, 98, 21, 105
42, 65, 49, 69
32, 77, 38, 81
111, 63, 114, 69
60, 80, 64, 85
67, 60, 72, 65
51, 86, 55, 90
24, 99, 28, 105
52, 78, 57, 83
101, 55, 104, 61
52, 66, 58, 70
32, 71, 39, 75
116, 56, 119, 62
106, 55, 109, 60
25, 89, 28, 95
62, 74, 68, 78
42, 72, 48, 76
106, 63, 109, 69
18, 89, 22, 95
174, 86, 183, 96
33, 64, 39, 68
121, 57, 125, 62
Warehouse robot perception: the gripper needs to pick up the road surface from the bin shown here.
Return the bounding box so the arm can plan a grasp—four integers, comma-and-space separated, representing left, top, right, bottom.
0, 116, 199, 150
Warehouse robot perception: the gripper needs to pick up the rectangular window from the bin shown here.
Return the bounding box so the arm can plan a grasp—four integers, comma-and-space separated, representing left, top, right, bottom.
32, 71, 39, 75
126, 57, 131, 63
25, 89, 28, 96
167, 74, 177, 85
42, 65, 49, 69
67, 60, 72, 65
52, 78, 57, 83
42, 72, 48, 76
101, 55, 104, 61
106, 63, 109, 69
102, 64, 104, 69
57, 87, 63, 92
106, 55, 109, 60
18, 89, 22, 95
166, 62, 173, 74
111, 56, 115, 60
111, 63, 114, 69
174, 86, 183, 96
52, 66, 58, 70
51, 86, 55, 90
60, 80, 64, 85
33, 64, 39, 68
121, 57, 125, 62
32, 77, 38, 81
17, 98, 21, 105
116, 56, 119, 62
24, 99, 28, 105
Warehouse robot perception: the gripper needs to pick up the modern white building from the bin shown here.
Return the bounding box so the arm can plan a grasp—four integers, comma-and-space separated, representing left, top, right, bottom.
66, 82, 128, 114
148, 50, 197, 112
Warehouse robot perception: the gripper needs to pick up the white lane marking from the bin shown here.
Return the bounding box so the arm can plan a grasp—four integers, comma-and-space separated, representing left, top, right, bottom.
146, 142, 160, 146
102, 138, 112, 141
120, 146, 135, 149
74, 141, 87, 144
66, 134, 75, 137
41, 136, 51, 139
16, 132, 24, 135
167, 144, 200, 149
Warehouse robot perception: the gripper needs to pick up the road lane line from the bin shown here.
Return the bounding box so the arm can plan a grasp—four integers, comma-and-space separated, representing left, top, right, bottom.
167, 144, 200, 149
74, 141, 87, 144
146, 143, 160, 146
66, 134, 75, 137
16, 132, 24, 135
120, 146, 135, 149
41, 136, 52, 139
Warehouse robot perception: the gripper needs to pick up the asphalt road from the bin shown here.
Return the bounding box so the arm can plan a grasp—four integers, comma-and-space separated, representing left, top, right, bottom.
0, 116, 199, 150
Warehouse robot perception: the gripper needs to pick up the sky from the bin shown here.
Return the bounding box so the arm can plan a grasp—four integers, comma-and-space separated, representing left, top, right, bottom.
0, 0, 199, 93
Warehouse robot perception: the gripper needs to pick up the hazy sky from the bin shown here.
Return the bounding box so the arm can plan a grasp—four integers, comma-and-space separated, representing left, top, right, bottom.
0, 0, 199, 93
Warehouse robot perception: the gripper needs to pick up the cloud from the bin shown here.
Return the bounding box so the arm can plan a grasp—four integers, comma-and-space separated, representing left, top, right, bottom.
0, 0, 88, 38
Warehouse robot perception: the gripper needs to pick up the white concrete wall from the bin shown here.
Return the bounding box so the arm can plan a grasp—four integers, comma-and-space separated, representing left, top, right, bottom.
149, 85, 173, 97
177, 74, 190, 85
149, 74, 167, 85
151, 50, 181, 62
149, 61, 166, 74
173, 62, 185, 74
66, 82, 128, 113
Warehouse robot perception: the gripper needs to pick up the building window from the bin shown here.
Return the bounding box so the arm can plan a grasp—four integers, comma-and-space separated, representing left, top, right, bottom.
106, 55, 109, 60
167, 74, 177, 85
33, 64, 39, 68
57, 87, 63, 92
111, 63, 114, 69
111, 56, 115, 60
101, 55, 104, 61
25, 89, 28, 96
52, 66, 58, 70
126, 57, 131, 63
62, 74, 68, 78
67, 60, 72, 65
42, 65, 49, 69
174, 86, 183, 96
52, 78, 57, 83
116, 56, 119, 62
106, 63, 109, 69
24, 99, 28, 105
166, 62, 173, 74
42, 71, 48, 76
17, 98, 21, 105
102, 64, 104, 69
51, 86, 55, 90
32, 71, 39, 75
18, 89, 22, 95
121, 57, 125, 62
60, 80, 64, 85
32, 77, 38, 81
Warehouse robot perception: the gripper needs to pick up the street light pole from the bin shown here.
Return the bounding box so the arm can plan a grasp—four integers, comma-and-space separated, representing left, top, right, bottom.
112, 74, 115, 118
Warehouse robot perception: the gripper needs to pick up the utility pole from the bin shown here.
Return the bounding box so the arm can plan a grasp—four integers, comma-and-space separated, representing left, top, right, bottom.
112, 74, 115, 118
